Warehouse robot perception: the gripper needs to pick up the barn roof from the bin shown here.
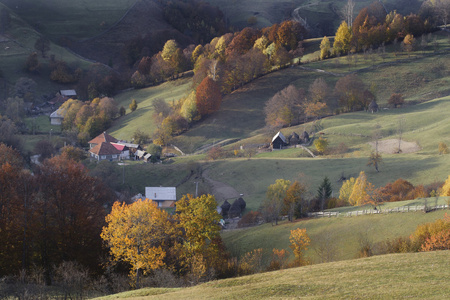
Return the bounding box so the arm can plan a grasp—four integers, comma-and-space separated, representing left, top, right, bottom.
272, 131, 287, 143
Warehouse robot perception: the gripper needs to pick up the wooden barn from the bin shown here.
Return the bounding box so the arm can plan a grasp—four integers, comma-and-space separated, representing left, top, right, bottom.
271, 131, 287, 150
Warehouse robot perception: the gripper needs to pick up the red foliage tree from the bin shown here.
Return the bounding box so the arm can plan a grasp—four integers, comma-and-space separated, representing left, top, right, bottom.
196, 77, 222, 117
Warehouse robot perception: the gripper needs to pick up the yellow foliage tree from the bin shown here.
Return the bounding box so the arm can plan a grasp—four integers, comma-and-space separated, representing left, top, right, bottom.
320, 36, 331, 60
314, 137, 329, 154
349, 171, 374, 206
339, 177, 356, 206
176, 194, 222, 276
289, 228, 310, 266
333, 21, 352, 55
440, 175, 450, 196
101, 199, 174, 286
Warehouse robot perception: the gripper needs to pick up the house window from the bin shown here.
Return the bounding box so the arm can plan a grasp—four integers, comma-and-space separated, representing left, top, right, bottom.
101, 155, 106, 159
158, 201, 162, 207
112, 155, 117, 158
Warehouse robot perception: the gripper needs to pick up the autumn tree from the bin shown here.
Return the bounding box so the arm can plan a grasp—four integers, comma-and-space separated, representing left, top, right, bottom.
367, 151, 383, 172
333, 21, 352, 55
388, 93, 405, 108
25, 52, 40, 73
334, 74, 368, 112
284, 180, 307, 221
34, 36, 50, 57
180, 91, 199, 123
402, 34, 415, 55
264, 85, 305, 127
320, 36, 331, 60
289, 228, 310, 266
339, 177, 356, 206
35, 156, 112, 283
196, 76, 222, 117
175, 194, 223, 277
438, 142, 449, 155
101, 199, 174, 286
265, 179, 291, 225
277, 20, 307, 51
314, 137, 329, 154
129, 99, 138, 112
349, 171, 374, 206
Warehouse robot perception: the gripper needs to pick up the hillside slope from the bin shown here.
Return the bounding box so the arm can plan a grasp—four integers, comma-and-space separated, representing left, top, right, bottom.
94, 250, 450, 299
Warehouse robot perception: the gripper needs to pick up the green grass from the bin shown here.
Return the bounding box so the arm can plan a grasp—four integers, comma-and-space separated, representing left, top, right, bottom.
2, 0, 137, 40
108, 78, 192, 141
0, 2, 95, 95
222, 210, 449, 264
93, 250, 450, 299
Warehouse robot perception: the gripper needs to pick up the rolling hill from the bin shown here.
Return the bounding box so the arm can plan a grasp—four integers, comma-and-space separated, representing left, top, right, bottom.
93, 250, 450, 299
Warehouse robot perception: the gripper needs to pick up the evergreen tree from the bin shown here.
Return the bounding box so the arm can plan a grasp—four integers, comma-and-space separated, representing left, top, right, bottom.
317, 176, 332, 210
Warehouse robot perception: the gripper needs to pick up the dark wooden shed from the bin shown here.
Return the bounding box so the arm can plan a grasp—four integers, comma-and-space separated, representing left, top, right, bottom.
271, 131, 287, 150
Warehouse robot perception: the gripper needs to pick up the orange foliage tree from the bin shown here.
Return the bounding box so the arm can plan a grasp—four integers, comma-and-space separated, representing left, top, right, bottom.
195, 77, 222, 117
101, 199, 174, 286
410, 213, 450, 252
289, 228, 310, 266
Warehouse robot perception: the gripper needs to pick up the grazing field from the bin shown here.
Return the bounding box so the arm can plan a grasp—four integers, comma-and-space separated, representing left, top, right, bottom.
93, 250, 450, 299
0, 0, 137, 39
0, 2, 94, 94
108, 78, 193, 142
222, 209, 448, 263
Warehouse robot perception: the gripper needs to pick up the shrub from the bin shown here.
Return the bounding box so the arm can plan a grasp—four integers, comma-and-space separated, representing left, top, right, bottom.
237, 211, 262, 228
410, 213, 450, 251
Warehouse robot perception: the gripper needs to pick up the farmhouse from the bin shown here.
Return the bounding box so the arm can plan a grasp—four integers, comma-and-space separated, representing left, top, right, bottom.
88, 132, 118, 149
271, 131, 287, 150
89, 142, 122, 161
145, 187, 177, 208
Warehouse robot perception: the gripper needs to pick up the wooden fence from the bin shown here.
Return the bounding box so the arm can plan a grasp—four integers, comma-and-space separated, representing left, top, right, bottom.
308, 205, 449, 218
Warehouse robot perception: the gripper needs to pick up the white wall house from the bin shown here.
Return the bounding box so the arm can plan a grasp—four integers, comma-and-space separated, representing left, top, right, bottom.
145, 187, 177, 208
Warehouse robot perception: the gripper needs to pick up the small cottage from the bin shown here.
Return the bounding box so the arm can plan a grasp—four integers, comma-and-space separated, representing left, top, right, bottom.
50, 109, 63, 125
271, 131, 287, 150
145, 187, 177, 208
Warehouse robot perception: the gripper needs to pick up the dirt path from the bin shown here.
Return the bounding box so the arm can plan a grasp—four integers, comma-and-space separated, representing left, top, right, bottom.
202, 168, 240, 203
368, 139, 421, 154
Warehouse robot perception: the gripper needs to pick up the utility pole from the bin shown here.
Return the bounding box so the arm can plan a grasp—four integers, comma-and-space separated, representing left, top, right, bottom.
194, 181, 199, 198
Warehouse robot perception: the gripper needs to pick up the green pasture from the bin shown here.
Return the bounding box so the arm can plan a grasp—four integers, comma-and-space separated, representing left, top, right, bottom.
200, 95, 450, 211
0, 0, 137, 39
222, 210, 449, 264
94, 250, 450, 299
0, 3, 94, 94
108, 78, 193, 142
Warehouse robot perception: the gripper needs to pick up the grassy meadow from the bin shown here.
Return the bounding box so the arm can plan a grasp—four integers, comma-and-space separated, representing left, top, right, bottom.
1, 0, 137, 40
93, 250, 450, 299
0, 2, 94, 93
222, 208, 449, 263
108, 78, 193, 142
